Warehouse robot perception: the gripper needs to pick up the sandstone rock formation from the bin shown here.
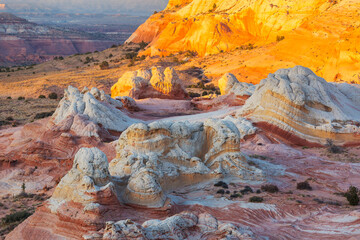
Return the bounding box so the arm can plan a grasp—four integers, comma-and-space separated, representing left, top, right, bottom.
128, 0, 360, 84
237, 66, 360, 146
111, 67, 189, 100
109, 119, 262, 207
219, 73, 255, 97
103, 211, 255, 239
49, 147, 118, 213
52, 86, 138, 134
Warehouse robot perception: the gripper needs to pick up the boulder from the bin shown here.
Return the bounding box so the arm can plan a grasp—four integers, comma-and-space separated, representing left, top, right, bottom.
219, 73, 256, 97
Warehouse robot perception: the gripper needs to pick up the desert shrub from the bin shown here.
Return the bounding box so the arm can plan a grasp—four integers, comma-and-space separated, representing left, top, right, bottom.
345, 186, 359, 206
214, 181, 228, 189
139, 41, 148, 50
111, 44, 117, 48
127, 59, 135, 67
7, 96, 11, 99
230, 193, 242, 198
240, 43, 255, 50
5, 117, 13, 121
326, 139, 343, 154
125, 52, 138, 60
188, 92, 200, 98
276, 35, 285, 42
18, 96, 25, 100
2, 210, 32, 224
34, 111, 54, 119
38, 95, 46, 99
202, 91, 208, 96
48, 92, 58, 99
261, 184, 279, 193
249, 196, 263, 203
297, 181, 312, 190
240, 186, 254, 195
217, 189, 225, 194
100, 61, 109, 70
109, 53, 113, 58
153, 11, 158, 14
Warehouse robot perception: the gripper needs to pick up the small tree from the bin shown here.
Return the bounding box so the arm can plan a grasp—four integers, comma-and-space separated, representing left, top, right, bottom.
345, 186, 359, 206
139, 41, 148, 50
21, 182, 26, 193
100, 61, 109, 70
48, 92, 58, 99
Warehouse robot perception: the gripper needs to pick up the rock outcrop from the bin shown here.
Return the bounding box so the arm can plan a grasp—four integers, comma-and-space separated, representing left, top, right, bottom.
49, 148, 118, 212
52, 86, 138, 134
1, 86, 136, 166
237, 66, 360, 146
219, 73, 255, 97
128, 0, 360, 84
109, 119, 262, 207
103, 211, 256, 239
111, 67, 189, 100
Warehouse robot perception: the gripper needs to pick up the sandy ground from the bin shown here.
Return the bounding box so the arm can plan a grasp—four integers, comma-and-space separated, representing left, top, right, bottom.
0, 98, 59, 129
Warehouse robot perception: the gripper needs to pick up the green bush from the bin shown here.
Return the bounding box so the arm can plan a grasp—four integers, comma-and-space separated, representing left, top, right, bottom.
261, 184, 279, 193
297, 181, 312, 190
249, 196, 263, 203
7, 96, 11, 99
326, 139, 344, 154
139, 41, 148, 50
38, 95, 46, 99
100, 61, 109, 70
345, 186, 359, 206
125, 52, 138, 60
48, 92, 58, 99
18, 96, 25, 100
202, 91, 208, 96
276, 35, 285, 42
2, 210, 32, 224
188, 92, 200, 98
34, 111, 54, 119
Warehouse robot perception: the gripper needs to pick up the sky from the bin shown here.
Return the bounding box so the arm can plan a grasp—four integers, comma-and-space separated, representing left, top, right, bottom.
2, 0, 168, 15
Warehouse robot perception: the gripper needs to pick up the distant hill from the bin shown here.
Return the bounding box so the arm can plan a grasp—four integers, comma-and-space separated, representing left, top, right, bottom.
129, 0, 360, 84
0, 12, 116, 66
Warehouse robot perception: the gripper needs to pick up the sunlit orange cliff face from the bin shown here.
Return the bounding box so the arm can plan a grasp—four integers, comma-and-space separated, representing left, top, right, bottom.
128, 0, 360, 84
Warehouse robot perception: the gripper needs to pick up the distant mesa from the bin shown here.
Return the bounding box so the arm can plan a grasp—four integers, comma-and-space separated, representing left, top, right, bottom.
111, 67, 189, 100
0, 13, 115, 66
237, 66, 360, 146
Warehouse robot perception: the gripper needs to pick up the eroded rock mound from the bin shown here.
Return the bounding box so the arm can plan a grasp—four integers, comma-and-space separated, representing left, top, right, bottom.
219, 73, 255, 97
111, 67, 189, 100
109, 119, 262, 207
52, 86, 138, 135
237, 66, 360, 145
103, 211, 255, 239
49, 147, 117, 212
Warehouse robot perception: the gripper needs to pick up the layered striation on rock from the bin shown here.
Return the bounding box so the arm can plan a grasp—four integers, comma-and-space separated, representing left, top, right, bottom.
111, 67, 189, 100
237, 66, 360, 146
128, 0, 360, 84
109, 119, 262, 207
